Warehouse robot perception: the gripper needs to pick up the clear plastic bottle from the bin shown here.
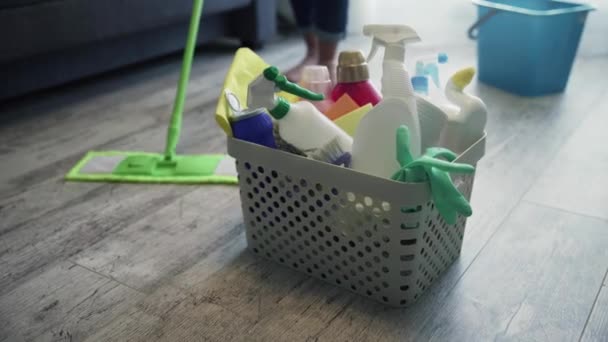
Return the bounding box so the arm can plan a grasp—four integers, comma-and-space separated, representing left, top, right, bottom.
300, 65, 333, 113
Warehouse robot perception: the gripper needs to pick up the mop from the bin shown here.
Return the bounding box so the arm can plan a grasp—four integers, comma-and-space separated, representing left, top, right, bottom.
66, 0, 237, 185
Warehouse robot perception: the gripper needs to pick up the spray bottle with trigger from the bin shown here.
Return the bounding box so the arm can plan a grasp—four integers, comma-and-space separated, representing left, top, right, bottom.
411, 53, 453, 150
411, 53, 448, 98
248, 66, 353, 165
350, 25, 423, 179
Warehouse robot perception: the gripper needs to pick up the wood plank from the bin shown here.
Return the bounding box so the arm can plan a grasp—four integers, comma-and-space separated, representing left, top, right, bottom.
170, 251, 310, 324
168, 231, 248, 291
241, 280, 355, 340
0, 39, 308, 341
83, 238, 245, 340
85, 296, 252, 342
0, 69, 222, 190
82, 285, 191, 342
0, 100, 220, 235
0, 39, 303, 145
282, 56, 608, 342
74, 54, 608, 341
82, 311, 162, 342
0, 39, 304, 191
0, 6, 606, 340
449, 55, 608, 289
0, 40, 308, 296
71, 187, 243, 292
524, 95, 608, 220
412, 202, 608, 341
0, 43, 258, 144
308, 203, 608, 342
463, 55, 608, 252
0, 40, 305, 247
0, 261, 143, 342
94, 234, 362, 341
89, 241, 330, 340
582, 283, 608, 342
0, 183, 198, 297
86, 256, 314, 341
83, 241, 258, 342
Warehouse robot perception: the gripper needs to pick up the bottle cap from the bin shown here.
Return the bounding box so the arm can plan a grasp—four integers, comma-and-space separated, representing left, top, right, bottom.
301, 65, 330, 85
230, 108, 267, 122
411, 76, 429, 95
301, 65, 332, 96
337, 51, 370, 83
268, 97, 291, 120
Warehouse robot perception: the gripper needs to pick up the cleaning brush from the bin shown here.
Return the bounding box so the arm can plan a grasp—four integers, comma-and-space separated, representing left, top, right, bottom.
310, 137, 352, 167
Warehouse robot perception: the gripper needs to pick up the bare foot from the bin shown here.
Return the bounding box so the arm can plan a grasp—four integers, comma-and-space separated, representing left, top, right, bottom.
286, 54, 318, 83
318, 40, 339, 84
286, 32, 318, 83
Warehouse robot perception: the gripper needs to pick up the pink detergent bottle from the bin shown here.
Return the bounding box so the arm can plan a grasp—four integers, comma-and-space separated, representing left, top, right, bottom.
331, 50, 382, 106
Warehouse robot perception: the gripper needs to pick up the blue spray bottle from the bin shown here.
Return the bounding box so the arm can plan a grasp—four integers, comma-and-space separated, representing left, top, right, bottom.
411, 53, 450, 150
411, 53, 448, 97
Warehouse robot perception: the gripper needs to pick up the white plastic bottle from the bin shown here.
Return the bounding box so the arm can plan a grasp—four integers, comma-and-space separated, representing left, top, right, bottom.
351, 25, 422, 179
414, 96, 448, 151
248, 66, 353, 156
440, 67, 488, 154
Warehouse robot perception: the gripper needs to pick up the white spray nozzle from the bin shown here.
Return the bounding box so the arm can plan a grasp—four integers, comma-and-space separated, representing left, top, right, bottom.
363, 25, 421, 62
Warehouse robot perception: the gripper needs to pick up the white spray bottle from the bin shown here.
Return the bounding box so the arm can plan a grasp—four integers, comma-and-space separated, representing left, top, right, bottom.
248, 66, 353, 163
351, 25, 422, 179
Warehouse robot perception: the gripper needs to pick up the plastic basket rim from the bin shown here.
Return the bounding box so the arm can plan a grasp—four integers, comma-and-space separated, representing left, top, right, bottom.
227, 133, 485, 205
227, 133, 486, 183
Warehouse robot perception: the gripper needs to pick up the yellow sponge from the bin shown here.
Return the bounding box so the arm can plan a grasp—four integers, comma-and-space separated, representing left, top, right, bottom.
324, 94, 359, 121
334, 104, 373, 136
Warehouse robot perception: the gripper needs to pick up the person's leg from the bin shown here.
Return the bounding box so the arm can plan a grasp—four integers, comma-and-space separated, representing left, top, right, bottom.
286, 0, 319, 82
313, 0, 349, 82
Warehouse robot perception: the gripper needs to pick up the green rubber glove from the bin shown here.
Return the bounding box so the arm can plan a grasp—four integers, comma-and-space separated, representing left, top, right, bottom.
391, 125, 475, 224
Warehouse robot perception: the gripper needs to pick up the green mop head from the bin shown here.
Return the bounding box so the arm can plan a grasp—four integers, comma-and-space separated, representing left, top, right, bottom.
65, 0, 236, 185
66, 151, 237, 184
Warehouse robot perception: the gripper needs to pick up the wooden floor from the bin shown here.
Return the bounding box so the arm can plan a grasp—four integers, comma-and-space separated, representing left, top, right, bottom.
2, 3, 608, 340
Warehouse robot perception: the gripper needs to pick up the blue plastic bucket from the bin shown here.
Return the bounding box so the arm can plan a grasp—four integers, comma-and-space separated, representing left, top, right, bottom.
469, 0, 595, 96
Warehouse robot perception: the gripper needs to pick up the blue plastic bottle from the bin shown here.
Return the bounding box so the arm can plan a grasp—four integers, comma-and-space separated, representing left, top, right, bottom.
230, 108, 277, 149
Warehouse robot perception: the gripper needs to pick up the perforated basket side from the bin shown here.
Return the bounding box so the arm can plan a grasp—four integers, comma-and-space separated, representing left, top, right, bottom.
228, 136, 485, 307
412, 172, 475, 297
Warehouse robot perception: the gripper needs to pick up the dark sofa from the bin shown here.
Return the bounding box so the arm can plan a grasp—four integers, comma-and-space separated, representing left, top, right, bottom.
0, 0, 276, 101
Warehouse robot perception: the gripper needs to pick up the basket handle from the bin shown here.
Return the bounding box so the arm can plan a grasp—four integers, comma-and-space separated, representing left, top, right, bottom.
467, 9, 499, 40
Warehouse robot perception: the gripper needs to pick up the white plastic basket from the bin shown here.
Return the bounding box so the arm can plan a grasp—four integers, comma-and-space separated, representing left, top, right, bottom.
228, 134, 485, 307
